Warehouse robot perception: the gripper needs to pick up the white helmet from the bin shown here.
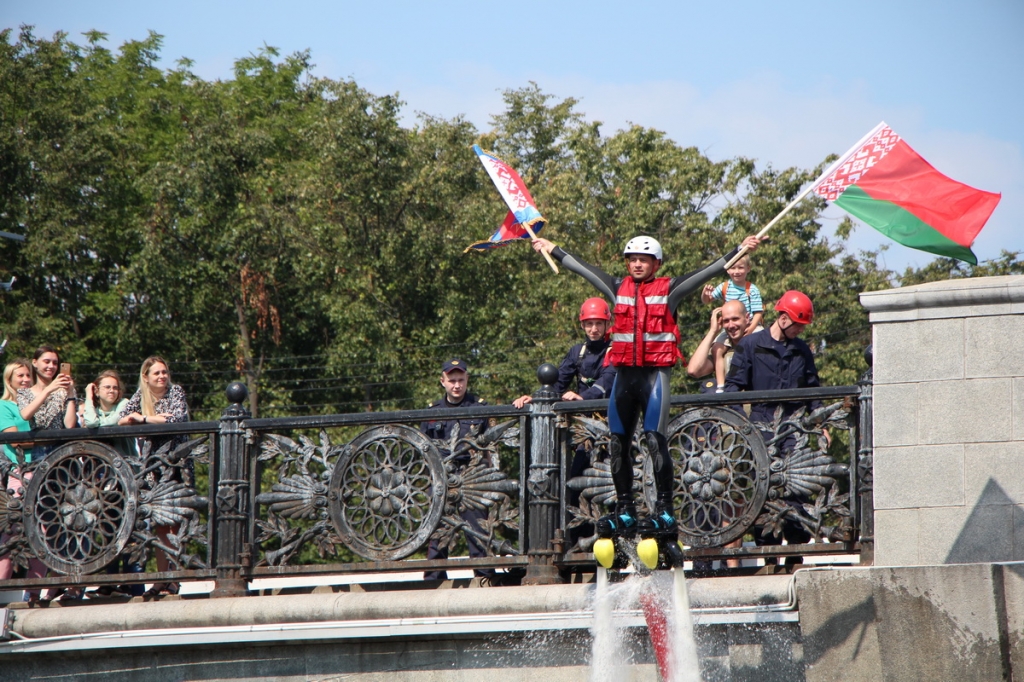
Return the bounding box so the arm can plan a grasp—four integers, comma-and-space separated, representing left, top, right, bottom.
623, 236, 663, 261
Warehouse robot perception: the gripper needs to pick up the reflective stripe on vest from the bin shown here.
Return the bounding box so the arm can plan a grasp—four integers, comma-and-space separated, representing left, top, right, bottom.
645, 295, 668, 305
615, 296, 636, 305
615, 332, 674, 342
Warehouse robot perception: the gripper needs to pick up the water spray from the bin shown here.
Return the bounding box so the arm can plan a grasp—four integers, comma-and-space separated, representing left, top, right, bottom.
591, 534, 700, 681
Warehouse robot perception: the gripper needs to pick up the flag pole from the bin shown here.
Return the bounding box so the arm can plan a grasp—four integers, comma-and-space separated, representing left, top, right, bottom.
525, 223, 559, 273
724, 121, 888, 269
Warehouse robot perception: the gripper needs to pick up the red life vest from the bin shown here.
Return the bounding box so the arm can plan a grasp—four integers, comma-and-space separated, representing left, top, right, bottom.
607, 277, 682, 367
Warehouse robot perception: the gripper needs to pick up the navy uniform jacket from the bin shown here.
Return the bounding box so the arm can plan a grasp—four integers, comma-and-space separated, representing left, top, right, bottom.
557, 339, 616, 400
420, 392, 488, 444
723, 328, 822, 423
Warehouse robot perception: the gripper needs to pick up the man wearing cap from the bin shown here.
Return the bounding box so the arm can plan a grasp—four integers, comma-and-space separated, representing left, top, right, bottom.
531, 234, 760, 541
420, 359, 492, 581
724, 290, 829, 555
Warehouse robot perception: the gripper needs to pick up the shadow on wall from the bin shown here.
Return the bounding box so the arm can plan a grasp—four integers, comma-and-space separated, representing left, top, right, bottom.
801, 594, 876, 668
945, 478, 1016, 565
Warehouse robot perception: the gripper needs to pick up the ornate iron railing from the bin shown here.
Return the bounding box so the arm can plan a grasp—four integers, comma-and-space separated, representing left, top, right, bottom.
0, 367, 873, 597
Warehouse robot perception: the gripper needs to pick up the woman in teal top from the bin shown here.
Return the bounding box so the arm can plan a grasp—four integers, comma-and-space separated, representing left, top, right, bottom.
0, 359, 47, 600
1, 359, 34, 463
83, 369, 135, 458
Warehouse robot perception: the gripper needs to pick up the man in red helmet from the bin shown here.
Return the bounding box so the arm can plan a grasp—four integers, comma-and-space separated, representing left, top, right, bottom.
531, 234, 760, 540
724, 290, 828, 556
514, 297, 617, 544
513, 297, 616, 409
723, 290, 823, 424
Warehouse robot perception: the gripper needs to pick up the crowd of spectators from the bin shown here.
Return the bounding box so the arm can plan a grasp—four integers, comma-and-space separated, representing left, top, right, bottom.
0, 350, 191, 601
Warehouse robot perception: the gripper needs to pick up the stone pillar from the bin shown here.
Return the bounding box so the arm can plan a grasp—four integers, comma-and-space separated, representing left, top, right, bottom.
860, 275, 1024, 566
211, 382, 251, 598
523, 363, 563, 585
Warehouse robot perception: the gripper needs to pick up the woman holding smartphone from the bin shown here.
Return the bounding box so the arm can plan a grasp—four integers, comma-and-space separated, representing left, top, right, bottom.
16, 345, 77, 460
118, 356, 190, 597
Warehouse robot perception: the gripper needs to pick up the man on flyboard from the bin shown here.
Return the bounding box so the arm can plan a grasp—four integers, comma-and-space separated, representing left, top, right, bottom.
531, 234, 761, 540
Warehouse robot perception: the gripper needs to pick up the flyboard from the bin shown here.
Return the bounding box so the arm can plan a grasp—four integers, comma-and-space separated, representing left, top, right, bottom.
593, 530, 684, 573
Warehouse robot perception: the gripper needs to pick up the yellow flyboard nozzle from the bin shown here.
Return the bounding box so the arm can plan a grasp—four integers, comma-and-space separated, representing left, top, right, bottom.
594, 538, 616, 569
636, 538, 660, 570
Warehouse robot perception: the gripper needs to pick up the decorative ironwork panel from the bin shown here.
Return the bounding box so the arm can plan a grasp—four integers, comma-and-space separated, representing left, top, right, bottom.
753, 402, 853, 542
565, 401, 852, 551
646, 407, 770, 548
330, 425, 445, 561
256, 421, 521, 565
23, 441, 137, 575
430, 420, 520, 558
0, 452, 38, 574
0, 436, 211, 577
130, 436, 211, 571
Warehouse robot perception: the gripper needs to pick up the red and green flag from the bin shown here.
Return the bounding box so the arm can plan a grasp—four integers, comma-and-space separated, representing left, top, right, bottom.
813, 122, 1001, 264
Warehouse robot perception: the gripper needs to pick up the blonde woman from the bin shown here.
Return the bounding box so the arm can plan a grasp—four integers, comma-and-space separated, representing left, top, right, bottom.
118, 357, 188, 428
0, 359, 34, 464
117, 356, 190, 597
0, 360, 49, 601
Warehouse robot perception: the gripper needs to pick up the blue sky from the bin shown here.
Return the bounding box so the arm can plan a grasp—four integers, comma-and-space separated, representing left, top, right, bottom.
5, 0, 1022, 272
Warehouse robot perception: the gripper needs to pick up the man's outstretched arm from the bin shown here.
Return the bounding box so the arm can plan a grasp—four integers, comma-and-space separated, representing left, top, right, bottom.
666, 236, 762, 311
532, 238, 618, 301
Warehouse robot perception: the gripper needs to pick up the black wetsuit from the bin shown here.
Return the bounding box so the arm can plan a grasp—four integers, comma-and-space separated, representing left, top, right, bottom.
550, 245, 740, 506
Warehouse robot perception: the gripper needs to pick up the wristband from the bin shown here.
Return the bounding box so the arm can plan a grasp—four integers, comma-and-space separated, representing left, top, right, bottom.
142, 416, 147, 424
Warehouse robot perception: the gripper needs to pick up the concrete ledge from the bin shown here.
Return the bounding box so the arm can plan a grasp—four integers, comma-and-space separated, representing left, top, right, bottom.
860, 275, 1024, 322
8, 575, 795, 640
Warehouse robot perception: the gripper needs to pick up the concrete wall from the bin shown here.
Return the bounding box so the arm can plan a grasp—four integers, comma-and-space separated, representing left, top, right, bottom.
0, 623, 806, 682
797, 562, 1024, 682
860, 275, 1024, 566
0, 578, 804, 682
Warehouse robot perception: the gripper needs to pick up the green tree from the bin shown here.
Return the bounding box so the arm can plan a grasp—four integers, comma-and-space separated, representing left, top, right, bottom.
3, 32, 975, 419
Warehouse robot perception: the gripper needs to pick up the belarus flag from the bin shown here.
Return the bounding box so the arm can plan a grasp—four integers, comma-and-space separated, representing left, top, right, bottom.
813, 123, 1000, 264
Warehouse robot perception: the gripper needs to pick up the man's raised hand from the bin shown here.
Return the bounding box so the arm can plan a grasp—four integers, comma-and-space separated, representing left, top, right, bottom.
740, 235, 761, 252
531, 237, 555, 255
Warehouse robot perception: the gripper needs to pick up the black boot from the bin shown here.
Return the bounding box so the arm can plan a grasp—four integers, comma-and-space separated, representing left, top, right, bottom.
597, 501, 638, 539
638, 500, 678, 537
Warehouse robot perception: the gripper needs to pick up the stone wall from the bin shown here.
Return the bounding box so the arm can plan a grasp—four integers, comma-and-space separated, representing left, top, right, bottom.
860, 275, 1024, 566
797, 562, 1023, 682
0, 578, 803, 682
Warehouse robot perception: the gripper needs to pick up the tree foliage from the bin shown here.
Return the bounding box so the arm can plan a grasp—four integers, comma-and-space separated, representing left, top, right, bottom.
1, 28, 1018, 418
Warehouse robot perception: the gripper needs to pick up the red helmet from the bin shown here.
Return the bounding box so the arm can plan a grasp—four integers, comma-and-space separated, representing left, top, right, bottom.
775, 290, 814, 324
579, 297, 611, 321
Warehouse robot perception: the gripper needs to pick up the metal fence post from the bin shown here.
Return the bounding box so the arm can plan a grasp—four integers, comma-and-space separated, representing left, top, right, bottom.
211, 382, 251, 597
523, 363, 563, 585
857, 346, 875, 566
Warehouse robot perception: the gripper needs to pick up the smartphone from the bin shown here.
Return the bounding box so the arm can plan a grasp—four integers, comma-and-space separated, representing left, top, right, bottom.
60, 362, 72, 376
